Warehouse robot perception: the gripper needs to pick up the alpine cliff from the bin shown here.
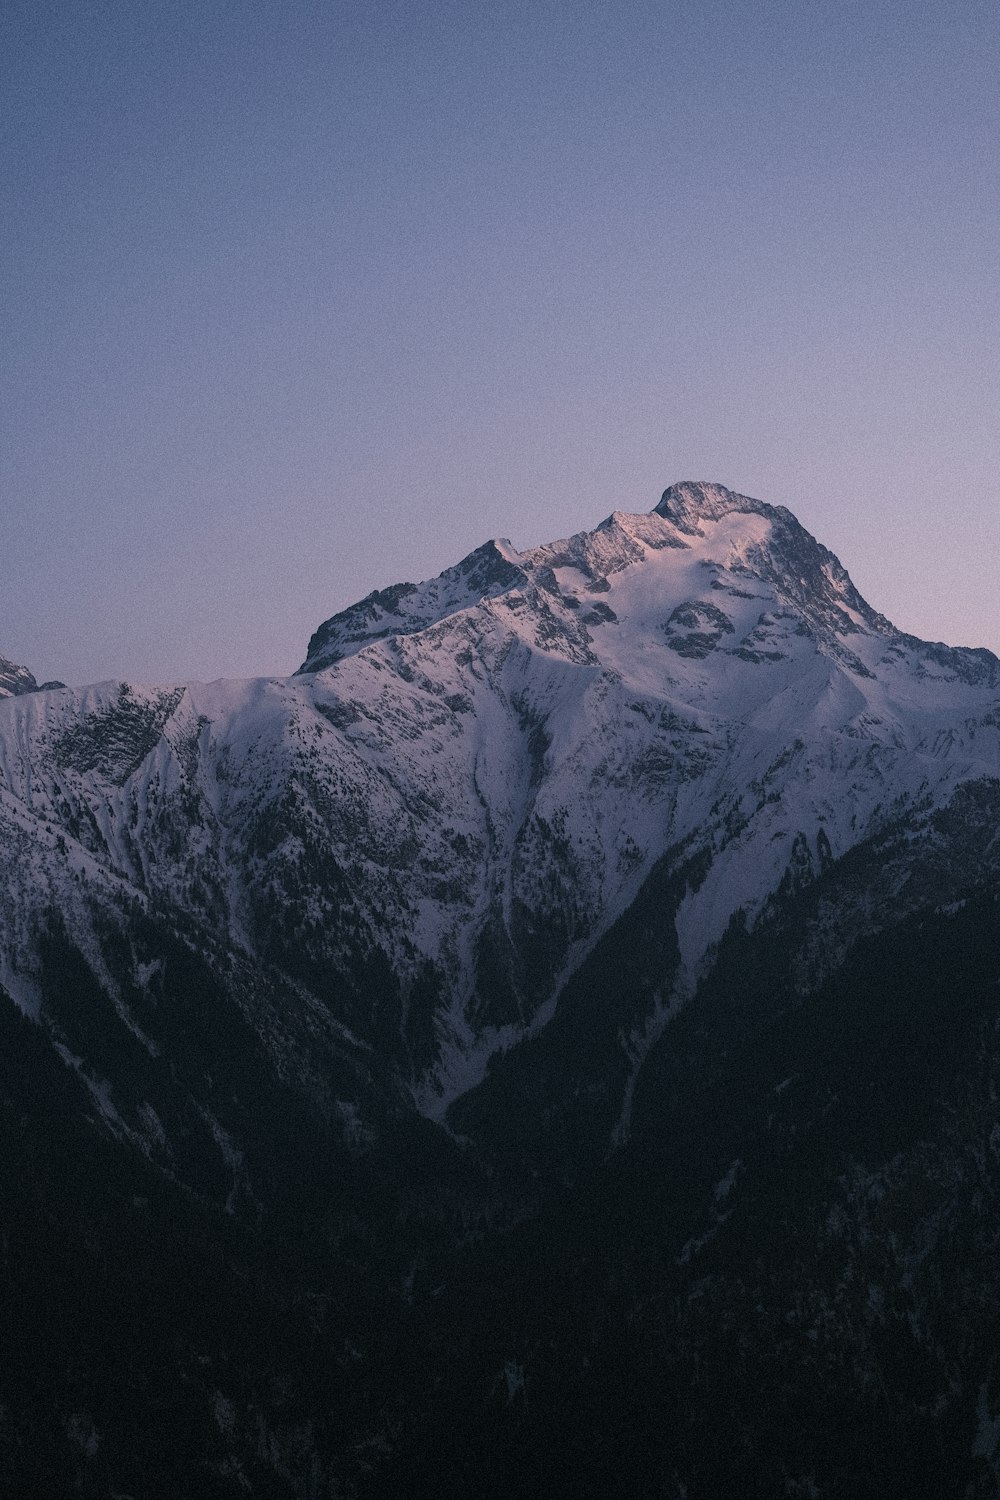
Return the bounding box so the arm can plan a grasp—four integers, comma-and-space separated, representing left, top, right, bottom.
3, 482, 1000, 1498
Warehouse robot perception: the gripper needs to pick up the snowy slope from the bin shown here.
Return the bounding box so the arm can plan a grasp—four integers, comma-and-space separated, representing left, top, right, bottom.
4, 482, 1000, 1133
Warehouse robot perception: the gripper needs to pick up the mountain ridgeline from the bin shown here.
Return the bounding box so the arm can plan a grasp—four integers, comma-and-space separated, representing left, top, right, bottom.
4, 482, 1000, 1497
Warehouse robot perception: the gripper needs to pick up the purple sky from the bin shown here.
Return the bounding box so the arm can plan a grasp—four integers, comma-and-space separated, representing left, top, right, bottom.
4, 0, 999, 686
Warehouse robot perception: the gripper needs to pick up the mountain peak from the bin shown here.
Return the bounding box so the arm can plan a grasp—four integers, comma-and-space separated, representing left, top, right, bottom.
654, 481, 782, 533
295, 480, 1000, 693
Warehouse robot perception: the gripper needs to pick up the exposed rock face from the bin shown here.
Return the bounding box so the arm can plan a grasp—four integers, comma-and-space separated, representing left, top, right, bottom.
0, 654, 39, 697
4, 484, 1000, 1495
0, 654, 65, 697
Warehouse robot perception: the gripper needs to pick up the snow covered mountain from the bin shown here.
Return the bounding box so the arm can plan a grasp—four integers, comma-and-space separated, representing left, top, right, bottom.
3, 481, 1000, 1137
6, 481, 1000, 1496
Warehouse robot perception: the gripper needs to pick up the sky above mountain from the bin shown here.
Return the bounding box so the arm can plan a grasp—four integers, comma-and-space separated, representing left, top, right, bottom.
4, 0, 998, 686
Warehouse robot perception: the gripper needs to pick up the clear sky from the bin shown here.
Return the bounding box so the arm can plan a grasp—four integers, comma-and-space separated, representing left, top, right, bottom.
4, 0, 998, 686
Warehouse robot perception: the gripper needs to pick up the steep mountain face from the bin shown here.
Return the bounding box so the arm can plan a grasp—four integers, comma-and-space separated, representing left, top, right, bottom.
5, 482, 1000, 1496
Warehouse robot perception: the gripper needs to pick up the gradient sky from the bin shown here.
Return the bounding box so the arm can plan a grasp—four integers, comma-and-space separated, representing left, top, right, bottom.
3, 0, 998, 686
